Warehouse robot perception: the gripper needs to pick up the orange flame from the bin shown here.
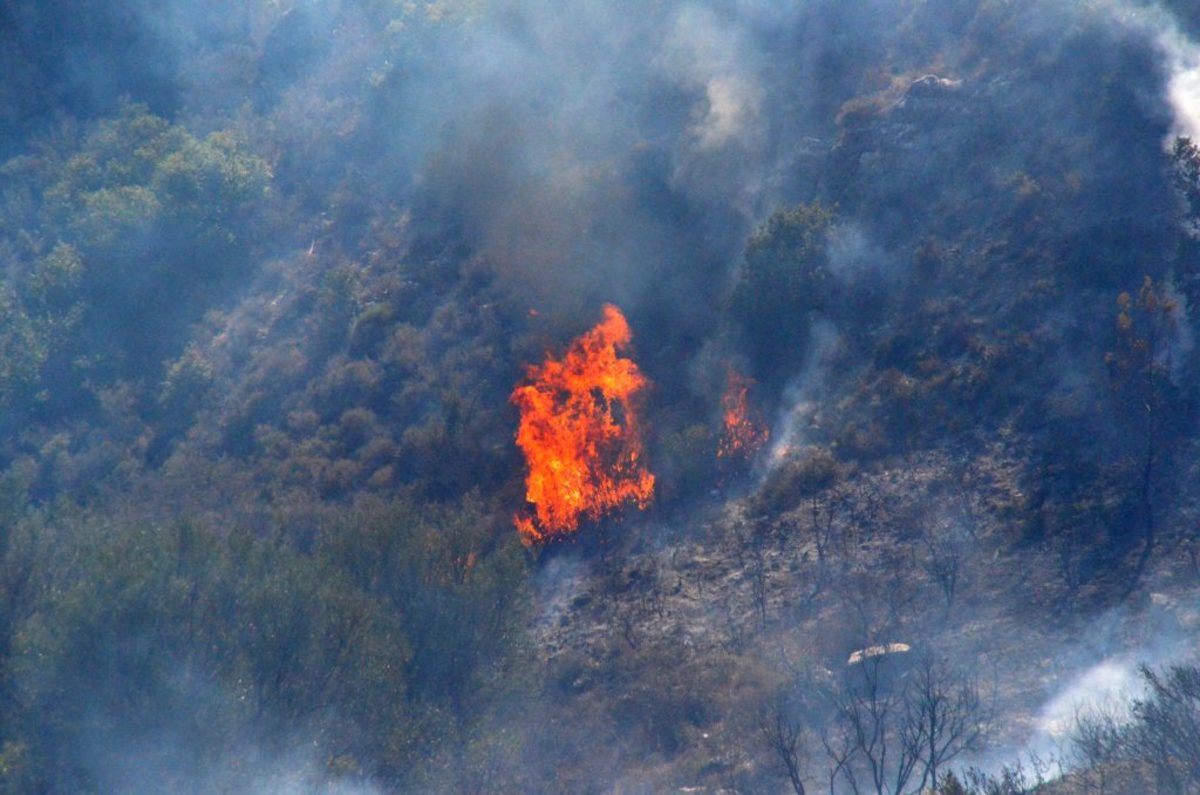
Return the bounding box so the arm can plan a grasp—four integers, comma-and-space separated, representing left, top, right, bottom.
717, 368, 769, 459
512, 305, 655, 543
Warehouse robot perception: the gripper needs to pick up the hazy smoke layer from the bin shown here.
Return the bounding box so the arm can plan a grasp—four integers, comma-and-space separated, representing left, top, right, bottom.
3, 0, 1200, 791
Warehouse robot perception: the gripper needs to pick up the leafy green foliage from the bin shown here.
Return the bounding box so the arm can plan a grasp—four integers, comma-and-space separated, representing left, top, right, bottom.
42, 102, 270, 289
728, 204, 836, 381
315, 494, 528, 706
0, 102, 270, 417
0, 491, 529, 791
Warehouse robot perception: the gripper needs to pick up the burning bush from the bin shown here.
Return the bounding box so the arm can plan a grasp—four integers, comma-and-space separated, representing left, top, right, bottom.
511, 305, 655, 543
718, 367, 769, 461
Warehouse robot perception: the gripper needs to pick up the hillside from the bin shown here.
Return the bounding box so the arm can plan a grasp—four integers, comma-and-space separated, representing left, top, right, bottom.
1, 1, 1200, 793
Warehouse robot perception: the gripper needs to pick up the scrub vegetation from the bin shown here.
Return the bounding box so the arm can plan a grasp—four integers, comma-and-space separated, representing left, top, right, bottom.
1, 0, 1200, 792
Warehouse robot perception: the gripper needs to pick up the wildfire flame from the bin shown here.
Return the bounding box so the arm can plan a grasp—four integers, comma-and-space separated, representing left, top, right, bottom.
717, 367, 769, 459
511, 305, 655, 543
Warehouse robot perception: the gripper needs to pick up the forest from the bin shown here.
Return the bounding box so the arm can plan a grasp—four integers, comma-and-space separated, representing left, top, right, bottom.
2, 0, 1200, 792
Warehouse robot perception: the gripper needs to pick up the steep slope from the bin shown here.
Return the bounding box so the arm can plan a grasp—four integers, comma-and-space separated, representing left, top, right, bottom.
0, 1, 1199, 792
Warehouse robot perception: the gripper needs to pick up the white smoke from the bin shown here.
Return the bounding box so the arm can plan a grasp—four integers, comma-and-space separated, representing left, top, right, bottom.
1101, 1, 1200, 142
664, 4, 766, 152
86, 737, 385, 795
1162, 28, 1200, 140
226, 756, 384, 795
693, 74, 764, 150
766, 319, 840, 466
1035, 658, 1140, 741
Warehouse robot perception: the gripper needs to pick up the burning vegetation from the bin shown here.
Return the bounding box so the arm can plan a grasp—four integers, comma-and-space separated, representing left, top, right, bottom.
511, 305, 655, 543
5, 1, 1200, 791
717, 367, 769, 460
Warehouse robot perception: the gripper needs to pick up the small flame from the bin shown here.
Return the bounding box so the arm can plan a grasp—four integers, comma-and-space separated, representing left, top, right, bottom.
717, 367, 769, 460
511, 305, 655, 543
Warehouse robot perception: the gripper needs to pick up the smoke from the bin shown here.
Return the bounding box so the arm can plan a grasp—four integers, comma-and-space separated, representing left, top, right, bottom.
65, 662, 385, 795
23, 0, 1196, 386
10, 0, 1199, 318
10, 0, 1200, 790
767, 318, 840, 464
825, 222, 897, 283
663, 5, 766, 155
1035, 658, 1140, 742
1163, 28, 1200, 140
88, 744, 384, 795
977, 594, 1200, 778
402, 0, 785, 320
1080, 1, 1200, 143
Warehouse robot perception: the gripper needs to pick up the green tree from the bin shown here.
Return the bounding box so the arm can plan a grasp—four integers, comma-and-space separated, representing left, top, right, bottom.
728, 203, 836, 382
0, 102, 272, 425
4, 509, 420, 791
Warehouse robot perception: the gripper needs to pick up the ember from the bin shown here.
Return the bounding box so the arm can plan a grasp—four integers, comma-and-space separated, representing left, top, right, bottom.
717, 367, 769, 460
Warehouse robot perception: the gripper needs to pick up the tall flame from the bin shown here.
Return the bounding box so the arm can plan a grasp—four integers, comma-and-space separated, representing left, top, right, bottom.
511, 305, 655, 543
717, 367, 769, 459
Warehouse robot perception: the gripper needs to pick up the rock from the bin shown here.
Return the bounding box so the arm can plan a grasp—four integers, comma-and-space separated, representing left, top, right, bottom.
906, 74, 964, 98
